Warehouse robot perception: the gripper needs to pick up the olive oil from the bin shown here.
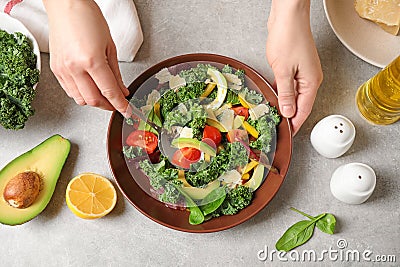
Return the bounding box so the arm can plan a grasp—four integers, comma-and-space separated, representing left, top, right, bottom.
356, 56, 400, 125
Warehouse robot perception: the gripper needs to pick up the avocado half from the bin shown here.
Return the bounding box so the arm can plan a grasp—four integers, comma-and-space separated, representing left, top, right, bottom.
0, 134, 70, 225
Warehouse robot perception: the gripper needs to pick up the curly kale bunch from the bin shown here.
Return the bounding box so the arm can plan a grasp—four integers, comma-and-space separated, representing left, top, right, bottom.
185, 142, 248, 187
178, 64, 216, 83
210, 186, 253, 217
0, 30, 39, 130
176, 82, 206, 103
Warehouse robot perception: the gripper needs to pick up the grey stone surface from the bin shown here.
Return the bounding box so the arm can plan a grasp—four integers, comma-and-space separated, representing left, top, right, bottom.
1, 1, 399, 266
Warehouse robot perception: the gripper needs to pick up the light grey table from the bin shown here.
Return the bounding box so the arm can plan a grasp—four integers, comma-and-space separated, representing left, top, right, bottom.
1, 1, 399, 266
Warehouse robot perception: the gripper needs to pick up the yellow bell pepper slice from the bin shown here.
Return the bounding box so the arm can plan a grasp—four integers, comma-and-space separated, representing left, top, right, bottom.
242, 160, 259, 175
153, 102, 161, 119
243, 121, 259, 138
238, 94, 255, 109
241, 173, 251, 180
201, 83, 216, 97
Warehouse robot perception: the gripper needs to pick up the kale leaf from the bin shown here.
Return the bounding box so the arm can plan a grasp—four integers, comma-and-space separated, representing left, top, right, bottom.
159, 89, 179, 120
163, 100, 207, 140
185, 142, 248, 187
247, 115, 276, 154
122, 146, 145, 159
177, 82, 206, 102
227, 142, 249, 170
185, 148, 230, 187
210, 186, 253, 217
221, 65, 233, 74
139, 159, 179, 190
158, 179, 183, 204
240, 87, 263, 105
178, 64, 216, 83
268, 106, 281, 125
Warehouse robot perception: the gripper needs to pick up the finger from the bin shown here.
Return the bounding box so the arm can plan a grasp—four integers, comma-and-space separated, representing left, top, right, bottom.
59, 73, 86, 106
107, 44, 129, 96
274, 70, 296, 118
290, 89, 317, 135
53, 73, 71, 98
73, 71, 115, 111
89, 63, 129, 115
50, 58, 86, 105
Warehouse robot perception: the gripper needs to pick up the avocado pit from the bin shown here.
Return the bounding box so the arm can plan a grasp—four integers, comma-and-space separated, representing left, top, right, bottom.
3, 171, 41, 209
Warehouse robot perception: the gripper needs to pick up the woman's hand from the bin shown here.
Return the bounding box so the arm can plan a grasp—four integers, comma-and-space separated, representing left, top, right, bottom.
267, 0, 323, 135
43, 0, 129, 114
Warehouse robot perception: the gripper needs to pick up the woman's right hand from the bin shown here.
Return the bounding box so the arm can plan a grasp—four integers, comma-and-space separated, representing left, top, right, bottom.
43, 0, 129, 114
266, 0, 323, 135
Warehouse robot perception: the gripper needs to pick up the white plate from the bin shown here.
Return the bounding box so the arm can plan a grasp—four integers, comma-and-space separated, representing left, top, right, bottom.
323, 0, 400, 68
0, 12, 41, 86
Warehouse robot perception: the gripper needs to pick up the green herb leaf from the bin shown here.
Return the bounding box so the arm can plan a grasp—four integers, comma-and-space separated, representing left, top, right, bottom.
316, 214, 336, 235
275, 220, 317, 252
188, 205, 205, 225
290, 207, 336, 235
275, 213, 325, 252
174, 185, 204, 225
200, 186, 227, 216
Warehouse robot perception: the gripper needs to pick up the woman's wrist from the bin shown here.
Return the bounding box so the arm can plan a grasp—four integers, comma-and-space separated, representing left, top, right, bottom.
268, 0, 311, 30
43, 0, 93, 16
271, 0, 310, 13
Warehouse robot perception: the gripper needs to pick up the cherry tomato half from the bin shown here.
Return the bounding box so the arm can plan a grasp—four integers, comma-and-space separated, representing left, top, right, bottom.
202, 125, 222, 146
126, 130, 158, 154
171, 147, 201, 169
231, 106, 249, 120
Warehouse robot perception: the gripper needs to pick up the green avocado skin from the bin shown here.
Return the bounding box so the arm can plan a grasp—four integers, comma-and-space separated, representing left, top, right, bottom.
0, 135, 70, 225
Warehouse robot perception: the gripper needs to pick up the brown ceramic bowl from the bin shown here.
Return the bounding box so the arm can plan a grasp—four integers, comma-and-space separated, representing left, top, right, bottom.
107, 53, 292, 233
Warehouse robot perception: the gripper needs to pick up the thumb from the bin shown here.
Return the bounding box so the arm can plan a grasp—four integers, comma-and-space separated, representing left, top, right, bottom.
274, 71, 296, 118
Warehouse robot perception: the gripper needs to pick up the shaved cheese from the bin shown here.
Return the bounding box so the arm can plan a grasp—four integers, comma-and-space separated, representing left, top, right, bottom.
146, 90, 161, 106
217, 109, 234, 131
155, 68, 172, 83
223, 73, 242, 85
169, 75, 186, 90
355, 0, 400, 35
249, 104, 270, 120
179, 127, 194, 139
218, 170, 242, 189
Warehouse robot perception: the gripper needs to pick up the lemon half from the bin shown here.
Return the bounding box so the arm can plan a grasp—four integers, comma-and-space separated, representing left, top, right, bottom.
66, 173, 117, 219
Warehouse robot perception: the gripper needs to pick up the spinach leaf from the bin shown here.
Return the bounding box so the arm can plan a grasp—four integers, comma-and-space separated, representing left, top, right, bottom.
290, 207, 336, 235
316, 214, 336, 235
188, 205, 205, 225
275, 213, 325, 252
200, 186, 227, 216
174, 185, 204, 225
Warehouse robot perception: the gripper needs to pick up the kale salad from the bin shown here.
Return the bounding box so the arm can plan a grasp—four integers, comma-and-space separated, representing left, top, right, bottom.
0, 30, 39, 130
123, 64, 280, 225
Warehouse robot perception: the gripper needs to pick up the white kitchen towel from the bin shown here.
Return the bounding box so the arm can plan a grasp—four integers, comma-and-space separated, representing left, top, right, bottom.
1, 0, 143, 62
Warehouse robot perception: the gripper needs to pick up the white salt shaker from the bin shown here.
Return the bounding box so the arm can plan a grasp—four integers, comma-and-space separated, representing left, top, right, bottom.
330, 163, 376, 204
310, 115, 356, 158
